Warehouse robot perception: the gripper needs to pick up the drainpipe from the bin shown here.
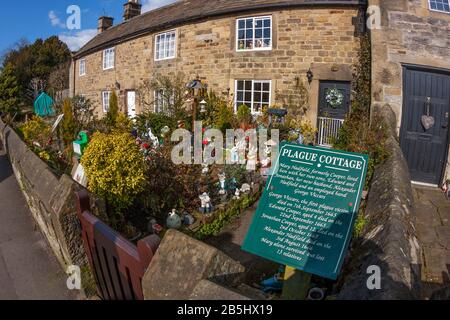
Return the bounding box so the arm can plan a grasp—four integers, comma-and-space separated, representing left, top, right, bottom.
71, 54, 76, 98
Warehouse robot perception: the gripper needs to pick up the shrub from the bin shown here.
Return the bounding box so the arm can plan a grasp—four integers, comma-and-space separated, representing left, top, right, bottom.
208, 92, 236, 132
236, 105, 252, 127
135, 111, 177, 137
19, 116, 52, 147
115, 112, 133, 132
72, 95, 96, 132
61, 98, 76, 145
81, 131, 147, 220
106, 91, 119, 127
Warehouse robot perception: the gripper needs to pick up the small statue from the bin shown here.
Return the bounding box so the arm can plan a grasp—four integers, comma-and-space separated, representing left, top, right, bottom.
218, 173, 226, 195
234, 188, 241, 200
229, 177, 237, 192
246, 145, 258, 171
262, 139, 277, 168
202, 163, 209, 175
230, 146, 239, 164
241, 183, 251, 194
166, 209, 182, 229
182, 212, 195, 226
199, 192, 213, 214
148, 127, 160, 148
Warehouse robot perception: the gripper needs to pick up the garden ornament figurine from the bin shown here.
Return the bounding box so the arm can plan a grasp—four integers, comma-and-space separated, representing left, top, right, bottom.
230, 146, 239, 164
199, 192, 213, 214
166, 209, 182, 230
241, 183, 251, 194
246, 145, 258, 171
202, 163, 209, 174
182, 212, 195, 226
234, 188, 241, 200
148, 127, 160, 148
218, 173, 227, 195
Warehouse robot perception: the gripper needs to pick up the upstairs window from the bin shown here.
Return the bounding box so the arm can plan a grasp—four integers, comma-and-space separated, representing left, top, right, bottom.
79, 59, 86, 76
102, 91, 111, 112
236, 16, 272, 51
429, 0, 450, 13
103, 48, 115, 70
155, 31, 176, 61
235, 80, 271, 115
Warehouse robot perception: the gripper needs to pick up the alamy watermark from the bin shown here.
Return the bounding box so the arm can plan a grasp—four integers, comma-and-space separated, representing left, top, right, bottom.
170, 121, 280, 171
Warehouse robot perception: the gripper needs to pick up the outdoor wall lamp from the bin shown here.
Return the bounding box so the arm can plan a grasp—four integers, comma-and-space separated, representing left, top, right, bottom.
115, 81, 121, 90
306, 69, 314, 84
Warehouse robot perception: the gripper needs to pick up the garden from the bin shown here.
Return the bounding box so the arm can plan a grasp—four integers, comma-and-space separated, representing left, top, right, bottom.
2, 35, 389, 299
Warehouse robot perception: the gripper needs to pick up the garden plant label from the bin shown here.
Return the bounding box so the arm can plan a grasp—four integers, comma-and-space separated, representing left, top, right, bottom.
242, 143, 368, 279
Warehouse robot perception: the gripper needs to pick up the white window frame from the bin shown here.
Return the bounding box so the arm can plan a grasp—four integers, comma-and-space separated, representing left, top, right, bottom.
79, 58, 86, 76
428, 0, 450, 14
154, 30, 177, 61
102, 91, 111, 113
234, 80, 272, 115
103, 47, 115, 70
236, 16, 273, 52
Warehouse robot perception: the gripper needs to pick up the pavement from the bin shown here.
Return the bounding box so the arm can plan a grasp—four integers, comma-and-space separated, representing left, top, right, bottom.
413, 186, 450, 299
0, 145, 77, 300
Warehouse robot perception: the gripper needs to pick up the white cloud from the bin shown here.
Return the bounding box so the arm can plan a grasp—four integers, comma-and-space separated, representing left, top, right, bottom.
49, 10, 66, 29
141, 0, 178, 13
59, 29, 97, 51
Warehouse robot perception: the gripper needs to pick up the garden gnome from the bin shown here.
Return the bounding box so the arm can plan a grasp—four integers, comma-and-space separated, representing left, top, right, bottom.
218, 173, 226, 195
199, 192, 212, 214
166, 209, 182, 229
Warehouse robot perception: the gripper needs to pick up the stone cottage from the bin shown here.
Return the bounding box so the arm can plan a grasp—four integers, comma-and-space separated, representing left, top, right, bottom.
70, 0, 367, 147
370, 0, 450, 187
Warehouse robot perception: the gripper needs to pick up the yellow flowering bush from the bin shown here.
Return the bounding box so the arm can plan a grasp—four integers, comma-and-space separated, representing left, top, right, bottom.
81, 131, 147, 215
19, 116, 52, 147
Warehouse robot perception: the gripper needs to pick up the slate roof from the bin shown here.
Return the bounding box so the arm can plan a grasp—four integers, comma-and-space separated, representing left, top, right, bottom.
74, 0, 366, 58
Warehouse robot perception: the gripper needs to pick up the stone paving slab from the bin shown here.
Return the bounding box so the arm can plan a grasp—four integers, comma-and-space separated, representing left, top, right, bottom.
413, 186, 450, 299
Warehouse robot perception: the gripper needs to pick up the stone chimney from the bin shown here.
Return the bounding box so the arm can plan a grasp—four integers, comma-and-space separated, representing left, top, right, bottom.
123, 0, 142, 21
98, 16, 114, 34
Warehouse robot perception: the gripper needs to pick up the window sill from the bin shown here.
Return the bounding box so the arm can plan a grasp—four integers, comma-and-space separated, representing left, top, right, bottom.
236, 48, 272, 53
103, 67, 115, 71
154, 57, 176, 62
429, 8, 450, 15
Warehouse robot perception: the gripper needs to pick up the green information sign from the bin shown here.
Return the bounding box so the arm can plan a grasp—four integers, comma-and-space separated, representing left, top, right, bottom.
242, 143, 368, 280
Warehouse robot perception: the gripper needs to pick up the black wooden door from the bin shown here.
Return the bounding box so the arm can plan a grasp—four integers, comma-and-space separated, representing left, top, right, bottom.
400, 66, 450, 185
318, 81, 351, 119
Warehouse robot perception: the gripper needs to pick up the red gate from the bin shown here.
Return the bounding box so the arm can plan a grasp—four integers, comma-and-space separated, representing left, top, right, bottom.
75, 190, 160, 300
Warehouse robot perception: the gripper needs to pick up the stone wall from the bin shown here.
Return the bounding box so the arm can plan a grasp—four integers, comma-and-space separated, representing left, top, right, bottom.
370, 0, 450, 184
72, 7, 361, 126
338, 104, 422, 300
0, 118, 92, 286
142, 230, 264, 300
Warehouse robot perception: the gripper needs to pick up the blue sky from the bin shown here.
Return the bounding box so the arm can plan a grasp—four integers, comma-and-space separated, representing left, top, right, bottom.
0, 0, 177, 54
